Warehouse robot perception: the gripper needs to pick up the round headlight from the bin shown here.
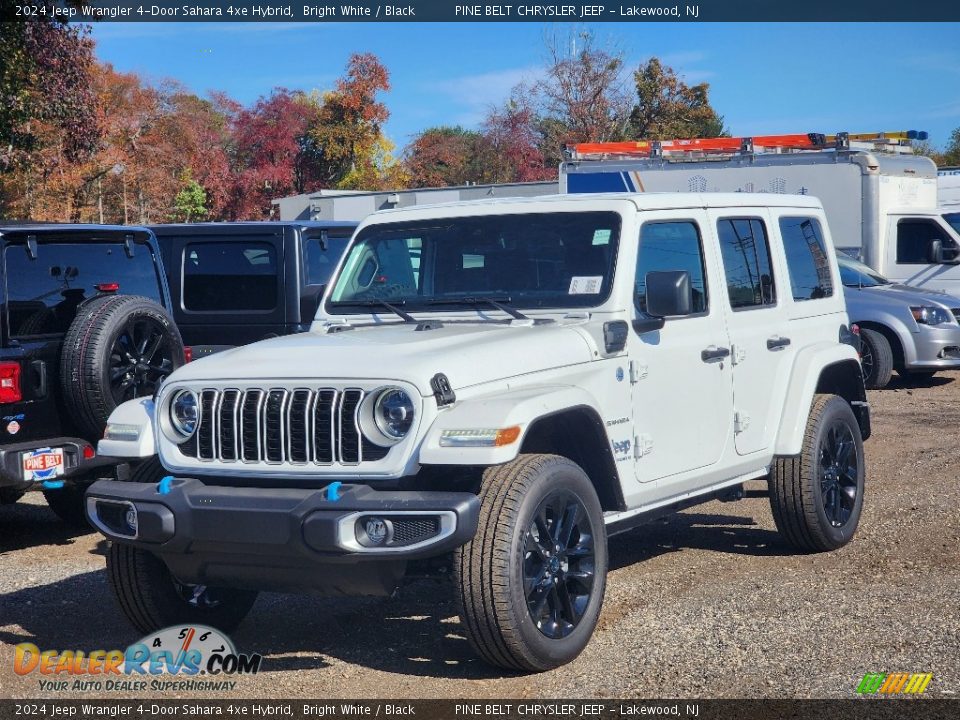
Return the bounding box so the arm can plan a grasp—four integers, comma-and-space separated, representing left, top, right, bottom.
170, 390, 198, 438
373, 388, 415, 440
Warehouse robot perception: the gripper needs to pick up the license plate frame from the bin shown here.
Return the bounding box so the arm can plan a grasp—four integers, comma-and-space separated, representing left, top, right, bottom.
22, 447, 65, 482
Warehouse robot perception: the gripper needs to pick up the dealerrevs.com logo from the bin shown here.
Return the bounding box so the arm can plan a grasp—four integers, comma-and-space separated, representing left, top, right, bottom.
14, 625, 262, 692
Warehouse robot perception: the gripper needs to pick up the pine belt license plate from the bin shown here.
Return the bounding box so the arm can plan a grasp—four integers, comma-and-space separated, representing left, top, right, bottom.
22, 447, 65, 482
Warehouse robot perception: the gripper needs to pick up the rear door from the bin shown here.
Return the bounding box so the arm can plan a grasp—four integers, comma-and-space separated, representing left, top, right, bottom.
707, 210, 791, 456
162, 228, 286, 354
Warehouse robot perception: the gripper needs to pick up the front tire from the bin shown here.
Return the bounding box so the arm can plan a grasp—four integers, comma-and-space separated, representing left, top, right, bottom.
769, 394, 865, 552
456, 454, 607, 672
106, 456, 257, 634
858, 328, 893, 389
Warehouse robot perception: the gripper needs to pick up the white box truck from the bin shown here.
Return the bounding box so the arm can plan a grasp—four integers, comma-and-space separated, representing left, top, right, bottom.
562, 133, 960, 295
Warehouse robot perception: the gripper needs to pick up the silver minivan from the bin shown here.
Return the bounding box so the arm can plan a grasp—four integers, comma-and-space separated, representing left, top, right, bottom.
840, 255, 960, 388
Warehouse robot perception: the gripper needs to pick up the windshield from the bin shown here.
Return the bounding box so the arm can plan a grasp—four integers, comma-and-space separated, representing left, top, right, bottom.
944, 212, 960, 236
837, 255, 891, 288
328, 212, 621, 312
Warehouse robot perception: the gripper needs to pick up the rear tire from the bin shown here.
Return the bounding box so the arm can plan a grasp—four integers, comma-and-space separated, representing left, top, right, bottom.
61, 295, 184, 440
769, 394, 865, 552
858, 328, 893, 389
106, 456, 257, 634
456, 454, 607, 672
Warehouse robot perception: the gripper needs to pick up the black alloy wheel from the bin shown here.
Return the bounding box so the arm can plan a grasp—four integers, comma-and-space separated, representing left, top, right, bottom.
818, 421, 859, 528
109, 317, 177, 403
523, 490, 596, 640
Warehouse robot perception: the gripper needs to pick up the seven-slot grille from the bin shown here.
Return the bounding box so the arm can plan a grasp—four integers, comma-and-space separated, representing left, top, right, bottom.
182, 387, 388, 465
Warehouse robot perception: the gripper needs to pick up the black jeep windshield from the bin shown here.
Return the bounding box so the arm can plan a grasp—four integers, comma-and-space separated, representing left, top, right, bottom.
328, 212, 620, 313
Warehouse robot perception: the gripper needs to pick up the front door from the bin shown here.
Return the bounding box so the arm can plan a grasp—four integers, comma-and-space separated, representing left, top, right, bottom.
628, 212, 733, 502
885, 216, 960, 295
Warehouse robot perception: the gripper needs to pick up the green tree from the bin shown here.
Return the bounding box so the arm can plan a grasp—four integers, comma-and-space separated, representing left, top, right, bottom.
942, 128, 960, 166
172, 172, 208, 222
629, 58, 727, 140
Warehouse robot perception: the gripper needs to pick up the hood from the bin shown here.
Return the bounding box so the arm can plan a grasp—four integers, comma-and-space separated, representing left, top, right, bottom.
165, 320, 597, 396
844, 283, 960, 310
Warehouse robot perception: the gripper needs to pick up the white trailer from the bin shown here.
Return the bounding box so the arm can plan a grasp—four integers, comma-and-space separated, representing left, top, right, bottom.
562, 134, 960, 295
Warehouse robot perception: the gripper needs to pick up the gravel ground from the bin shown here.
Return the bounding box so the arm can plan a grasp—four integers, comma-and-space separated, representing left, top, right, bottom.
2, 375, 958, 700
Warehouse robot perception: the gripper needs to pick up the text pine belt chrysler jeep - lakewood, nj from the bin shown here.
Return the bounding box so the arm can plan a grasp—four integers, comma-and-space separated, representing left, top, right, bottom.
87, 193, 871, 672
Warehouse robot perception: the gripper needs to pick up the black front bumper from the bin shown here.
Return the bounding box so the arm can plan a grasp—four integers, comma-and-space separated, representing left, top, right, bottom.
0, 436, 115, 491
86, 478, 480, 595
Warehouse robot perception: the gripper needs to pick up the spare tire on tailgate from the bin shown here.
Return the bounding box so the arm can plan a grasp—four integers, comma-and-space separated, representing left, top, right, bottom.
61, 295, 184, 440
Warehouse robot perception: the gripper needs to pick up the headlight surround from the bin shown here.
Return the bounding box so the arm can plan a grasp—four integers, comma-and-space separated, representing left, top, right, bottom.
360, 387, 415, 447
910, 306, 953, 326
169, 389, 199, 438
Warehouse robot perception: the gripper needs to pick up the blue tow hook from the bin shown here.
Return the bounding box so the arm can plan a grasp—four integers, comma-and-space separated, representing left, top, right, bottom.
326, 481, 343, 502
41, 480, 65, 490
157, 476, 174, 495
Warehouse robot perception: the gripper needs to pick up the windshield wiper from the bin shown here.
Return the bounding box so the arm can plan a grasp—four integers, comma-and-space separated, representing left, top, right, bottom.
428, 296, 530, 321
330, 299, 417, 323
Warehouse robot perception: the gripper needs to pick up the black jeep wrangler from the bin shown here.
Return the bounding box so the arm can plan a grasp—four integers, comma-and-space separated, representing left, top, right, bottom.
151, 221, 356, 358
0, 225, 183, 525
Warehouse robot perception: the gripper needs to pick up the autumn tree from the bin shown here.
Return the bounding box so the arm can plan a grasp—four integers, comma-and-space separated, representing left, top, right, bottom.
478, 95, 555, 184
227, 88, 321, 219
403, 126, 484, 187
629, 58, 726, 140
537, 30, 631, 147
308, 53, 405, 190
942, 128, 960, 166
0, 19, 100, 217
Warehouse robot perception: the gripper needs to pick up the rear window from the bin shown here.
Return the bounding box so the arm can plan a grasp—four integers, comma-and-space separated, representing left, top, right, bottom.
779, 217, 834, 301
182, 241, 278, 312
4, 241, 162, 337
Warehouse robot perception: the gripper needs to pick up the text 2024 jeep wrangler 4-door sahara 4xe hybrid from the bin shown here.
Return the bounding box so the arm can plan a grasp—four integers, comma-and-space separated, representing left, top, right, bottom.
87, 193, 870, 672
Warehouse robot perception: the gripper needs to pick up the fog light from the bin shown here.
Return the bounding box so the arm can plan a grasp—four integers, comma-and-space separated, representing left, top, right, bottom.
365, 517, 388, 545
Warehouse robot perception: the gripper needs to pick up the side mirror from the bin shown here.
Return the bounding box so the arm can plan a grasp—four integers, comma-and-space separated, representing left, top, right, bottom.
646, 270, 693, 317
633, 270, 693, 334
929, 239, 960, 265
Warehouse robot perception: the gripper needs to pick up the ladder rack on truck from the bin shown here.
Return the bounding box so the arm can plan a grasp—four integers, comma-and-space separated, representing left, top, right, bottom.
566, 130, 929, 161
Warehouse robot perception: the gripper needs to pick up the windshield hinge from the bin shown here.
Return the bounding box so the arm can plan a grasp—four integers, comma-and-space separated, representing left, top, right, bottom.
431, 373, 456, 406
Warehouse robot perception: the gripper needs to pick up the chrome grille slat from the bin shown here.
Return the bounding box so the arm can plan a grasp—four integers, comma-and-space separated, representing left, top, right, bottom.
181, 386, 388, 467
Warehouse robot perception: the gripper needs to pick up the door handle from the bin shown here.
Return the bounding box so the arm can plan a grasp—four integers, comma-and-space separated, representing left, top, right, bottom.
766, 336, 791, 351
701, 345, 731, 362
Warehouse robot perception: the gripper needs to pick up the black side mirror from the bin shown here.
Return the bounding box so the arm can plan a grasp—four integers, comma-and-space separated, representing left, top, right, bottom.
646, 270, 693, 317
929, 239, 960, 265
633, 270, 693, 334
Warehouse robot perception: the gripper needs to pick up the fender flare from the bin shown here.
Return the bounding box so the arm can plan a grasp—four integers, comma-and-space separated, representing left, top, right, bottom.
97, 397, 157, 459
419, 385, 604, 466
774, 342, 863, 456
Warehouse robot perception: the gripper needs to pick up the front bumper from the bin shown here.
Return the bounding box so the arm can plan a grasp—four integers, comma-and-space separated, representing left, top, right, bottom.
85, 478, 480, 595
0, 436, 114, 491
906, 324, 960, 370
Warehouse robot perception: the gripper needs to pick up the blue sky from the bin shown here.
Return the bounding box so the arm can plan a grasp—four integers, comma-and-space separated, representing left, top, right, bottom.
90, 22, 960, 151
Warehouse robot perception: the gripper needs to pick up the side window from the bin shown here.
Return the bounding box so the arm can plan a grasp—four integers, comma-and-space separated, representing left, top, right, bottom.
779, 216, 834, 301
897, 220, 954, 264
303, 235, 351, 286
635, 221, 708, 314
716, 218, 777, 309
183, 242, 278, 312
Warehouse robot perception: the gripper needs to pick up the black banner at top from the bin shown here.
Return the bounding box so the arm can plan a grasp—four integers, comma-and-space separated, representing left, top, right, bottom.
3, 0, 960, 22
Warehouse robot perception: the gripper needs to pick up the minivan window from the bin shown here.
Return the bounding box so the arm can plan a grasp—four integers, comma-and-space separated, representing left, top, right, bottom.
635, 221, 708, 314
4, 241, 162, 337
183, 242, 278, 312
779, 217, 834, 301
716, 218, 777, 309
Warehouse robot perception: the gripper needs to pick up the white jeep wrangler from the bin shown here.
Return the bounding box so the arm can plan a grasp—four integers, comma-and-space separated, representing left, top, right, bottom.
88, 193, 870, 672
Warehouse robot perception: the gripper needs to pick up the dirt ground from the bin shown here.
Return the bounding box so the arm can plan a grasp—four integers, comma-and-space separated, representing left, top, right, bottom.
2, 375, 958, 700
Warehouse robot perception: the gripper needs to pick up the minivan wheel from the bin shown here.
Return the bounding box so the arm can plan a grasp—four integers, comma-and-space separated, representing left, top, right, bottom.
456, 454, 607, 672
769, 394, 865, 552
858, 328, 893, 389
